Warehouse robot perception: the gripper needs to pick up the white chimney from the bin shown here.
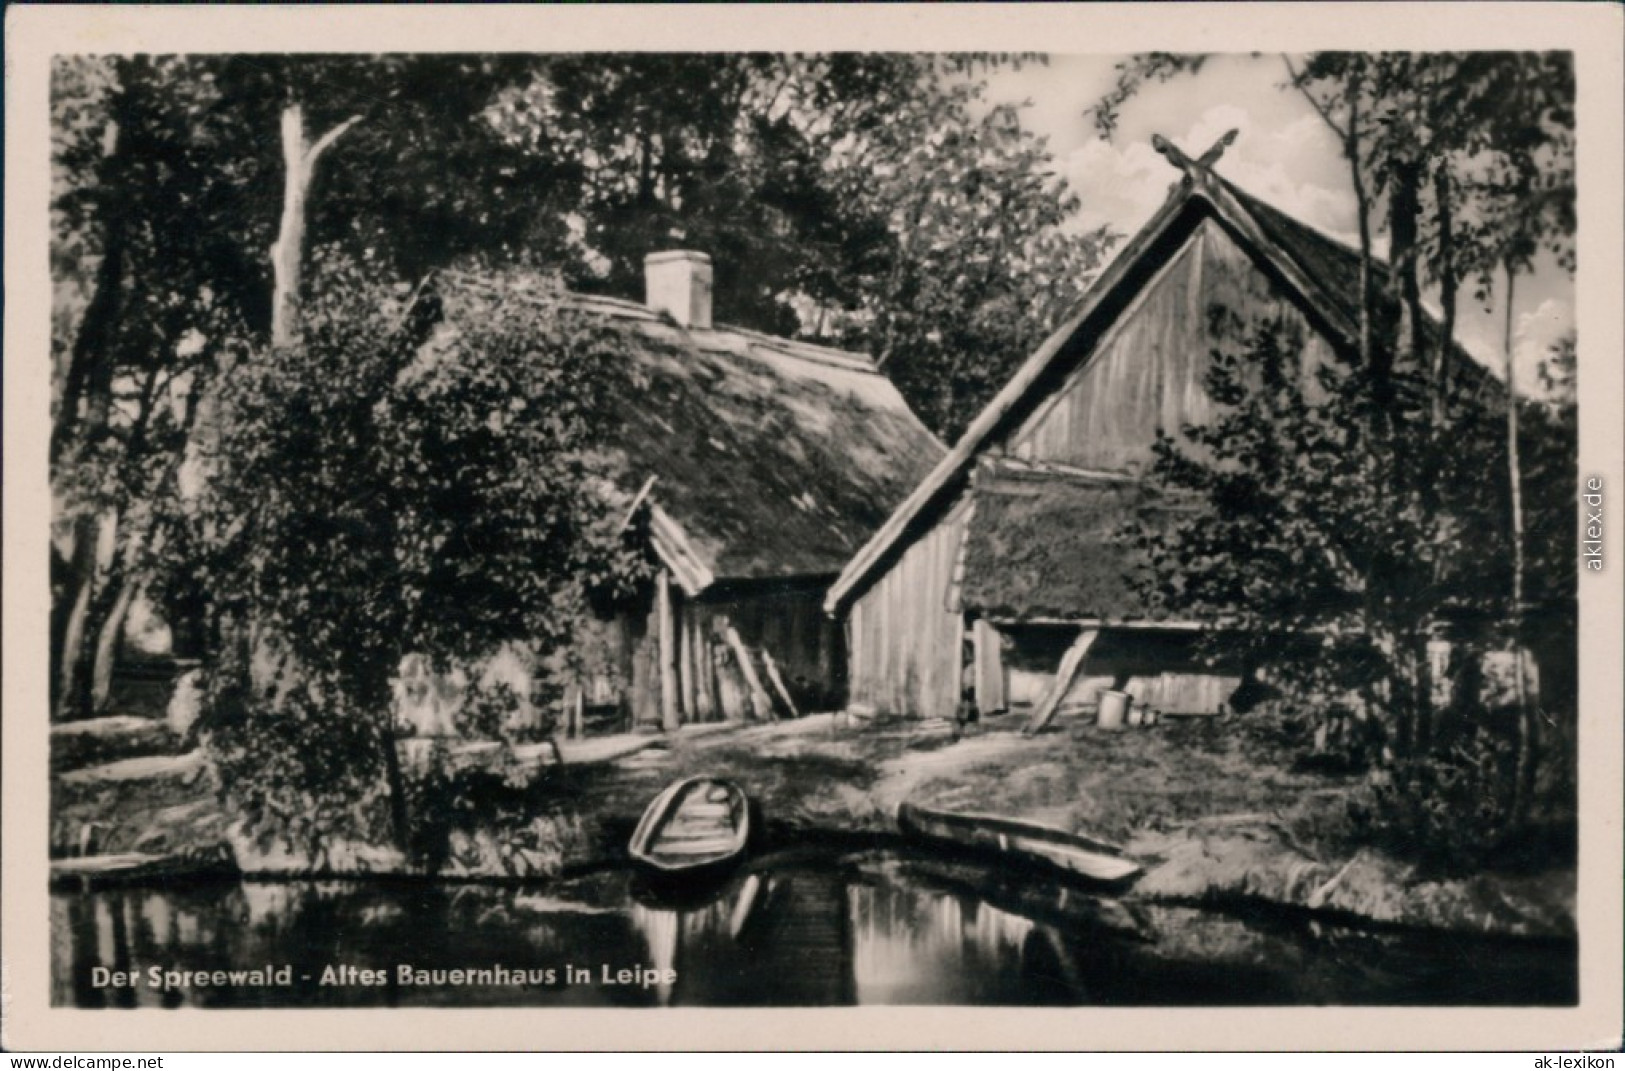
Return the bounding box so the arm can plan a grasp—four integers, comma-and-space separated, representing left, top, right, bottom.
644, 250, 713, 330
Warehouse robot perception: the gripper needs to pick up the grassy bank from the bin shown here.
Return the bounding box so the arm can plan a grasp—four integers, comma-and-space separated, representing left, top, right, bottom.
50, 709, 1575, 938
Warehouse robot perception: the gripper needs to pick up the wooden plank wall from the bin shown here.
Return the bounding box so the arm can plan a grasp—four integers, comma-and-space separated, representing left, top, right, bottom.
847, 498, 970, 717
1008, 219, 1334, 470
713, 588, 841, 711
1001, 624, 1239, 715
595, 583, 845, 730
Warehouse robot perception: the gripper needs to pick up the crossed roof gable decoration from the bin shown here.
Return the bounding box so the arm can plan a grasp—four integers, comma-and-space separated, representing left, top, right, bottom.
1152, 128, 1241, 189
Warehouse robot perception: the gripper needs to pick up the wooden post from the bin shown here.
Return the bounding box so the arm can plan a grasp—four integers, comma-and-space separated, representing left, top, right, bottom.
678, 606, 697, 723
695, 618, 718, 722
1025, 628, 1100, 735
715, 644, 746, 721
761, 650, 801, 719
631, 623, 657, 730
656, 571, 680, 732
972, 618, 1007, 717
562, 684, 579, 739
723, 625, 774, 720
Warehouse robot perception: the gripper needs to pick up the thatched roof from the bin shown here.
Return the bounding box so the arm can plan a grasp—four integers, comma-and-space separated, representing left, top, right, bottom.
959, 462, 1194, 623
434, 273, 945, 590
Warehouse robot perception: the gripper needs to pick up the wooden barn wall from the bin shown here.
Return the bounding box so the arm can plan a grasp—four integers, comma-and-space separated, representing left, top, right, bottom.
688, 585, 843, 714
579, 580, 843, 731
1007, 218, 1335, 471
847, 498, 970, 718
1001, 625, 1240, 716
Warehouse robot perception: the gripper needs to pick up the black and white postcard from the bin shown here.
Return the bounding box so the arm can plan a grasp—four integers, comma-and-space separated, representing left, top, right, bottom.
5, 2, 1622, 1053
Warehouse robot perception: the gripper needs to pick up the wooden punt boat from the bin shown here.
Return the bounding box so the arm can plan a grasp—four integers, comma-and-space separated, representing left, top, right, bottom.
896, 801, 1142, 886
629, 776, 751, 878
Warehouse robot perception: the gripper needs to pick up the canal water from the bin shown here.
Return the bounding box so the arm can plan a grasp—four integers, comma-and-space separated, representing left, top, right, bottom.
52, 848, 1575, 1007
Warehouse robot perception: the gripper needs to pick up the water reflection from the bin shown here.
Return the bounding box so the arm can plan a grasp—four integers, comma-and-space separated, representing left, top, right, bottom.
51, 849, 1575, 1008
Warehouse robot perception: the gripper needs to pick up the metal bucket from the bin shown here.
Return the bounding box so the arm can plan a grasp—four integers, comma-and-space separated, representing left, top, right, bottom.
1097, 689, 1132, 729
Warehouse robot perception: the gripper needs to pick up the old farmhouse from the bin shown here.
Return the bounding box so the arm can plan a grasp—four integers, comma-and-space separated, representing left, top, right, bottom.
399, 251, 944, 738
824, 135, 1517, 726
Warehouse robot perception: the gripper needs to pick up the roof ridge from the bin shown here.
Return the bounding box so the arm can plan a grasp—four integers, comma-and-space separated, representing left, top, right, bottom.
713, 322, 880, 374
1218, 177, 1384, 271
437, 267, 880, 374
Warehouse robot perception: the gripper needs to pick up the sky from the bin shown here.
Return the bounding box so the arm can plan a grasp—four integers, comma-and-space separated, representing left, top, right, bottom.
982, 54, 1575, 393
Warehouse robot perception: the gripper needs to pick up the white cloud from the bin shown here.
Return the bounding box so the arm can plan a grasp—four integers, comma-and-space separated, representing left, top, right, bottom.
1062, 104, 1357, 245
1511, 297, 1576, 396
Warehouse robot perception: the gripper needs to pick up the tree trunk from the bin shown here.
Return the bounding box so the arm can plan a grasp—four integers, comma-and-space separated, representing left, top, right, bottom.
52, 86, 131, 718
1503, 264, 1537, 826
53, 217, 125, 466
1431, 167, 1458, 426
1383, 157, 1424, 395
55, 532, 98, 720
270, 103, 360, 349
53, 66, 132, 466
1345, 70, 1375, 373
380, 715, 411, 854
89, 577, 139, 714
55, 511, 117, 720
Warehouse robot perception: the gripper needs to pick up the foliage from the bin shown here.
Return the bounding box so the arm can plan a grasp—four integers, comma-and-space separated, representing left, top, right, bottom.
1099, 50, 1576, 847
401, 745, 583, 878
169, 253, 649, 858
493, 54, 1112, 439
1352, 722, 1523, 873
822, 91, 1111, 438
206, 671, 396, 865
1129, 314, 1513, 755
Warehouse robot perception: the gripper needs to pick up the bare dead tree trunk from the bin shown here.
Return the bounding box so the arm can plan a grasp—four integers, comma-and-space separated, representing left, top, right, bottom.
270, 103, 361, 349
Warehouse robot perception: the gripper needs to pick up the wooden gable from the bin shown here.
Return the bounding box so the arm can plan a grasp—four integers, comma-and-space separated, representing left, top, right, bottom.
1004, 217, 1336, 475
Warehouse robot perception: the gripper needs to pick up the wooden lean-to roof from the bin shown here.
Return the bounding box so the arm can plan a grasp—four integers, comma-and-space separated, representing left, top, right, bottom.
434, 271, 946, 596
825, 135, 1492, 616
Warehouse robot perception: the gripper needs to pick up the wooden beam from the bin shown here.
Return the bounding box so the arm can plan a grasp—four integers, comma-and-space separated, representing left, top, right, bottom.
678, 607, 697, 721
972, 618, 1007, 716
722, 625, 774, 721
618, 474, 659, 531
656, 571, 680, 732
761, 650, 801, 719
1024, 628, 1100, 735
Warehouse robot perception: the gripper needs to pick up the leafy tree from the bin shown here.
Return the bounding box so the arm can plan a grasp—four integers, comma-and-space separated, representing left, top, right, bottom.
1098, 51, 1575, 842
815, 69, 1111, 438
50, 56, 255, 718
49, 55, 560, 718
493, 53, 1111, 439
1132, 314, 1511, 755
167, 256, 649, 856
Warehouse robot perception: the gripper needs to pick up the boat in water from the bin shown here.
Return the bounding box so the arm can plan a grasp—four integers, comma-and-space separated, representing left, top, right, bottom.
629, 776, 752, 882
896, 801, 1142, 886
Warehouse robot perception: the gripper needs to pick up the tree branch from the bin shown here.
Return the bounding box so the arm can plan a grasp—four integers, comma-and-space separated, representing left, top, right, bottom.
1280, 55, 1348, 142
307, 114, 363, 167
